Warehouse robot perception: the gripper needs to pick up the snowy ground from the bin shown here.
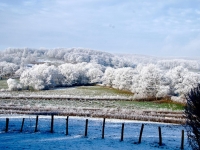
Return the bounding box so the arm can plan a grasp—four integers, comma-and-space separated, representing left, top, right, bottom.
0, 115, 191, 150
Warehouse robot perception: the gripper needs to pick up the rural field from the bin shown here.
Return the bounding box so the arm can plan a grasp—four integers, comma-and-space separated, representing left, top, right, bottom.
0, 115, 191, 150
0, 79, 185, 124
0, 80, 184, 110
0, 44, 197, 150
1, 0, 200, 149
0, 82, 189, 150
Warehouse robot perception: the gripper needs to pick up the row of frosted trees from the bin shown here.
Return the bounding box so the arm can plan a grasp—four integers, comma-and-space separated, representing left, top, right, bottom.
0, 48, 134, 68
7, 63, 104, 91
1, 48, 200, 70
102, 64, 200, 102
6, 62, 200, 103
1, 48, 200, 103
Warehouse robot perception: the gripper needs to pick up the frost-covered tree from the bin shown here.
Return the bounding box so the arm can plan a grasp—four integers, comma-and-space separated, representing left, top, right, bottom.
26, 55, 37, 64
58, 62, 103, 86
43, 65, 64, 88
84, 63, 104, 84
156, 76, 171, 98
64, 53, 90, 63
0, 48, 44, 66
131, 64, 163, 99
157, 59, 200, 70
2, 47, 200, 101
102, 67, 115, 87
0, 61, 19, 78
14, 67, 26, 77
20, 64, 64, 90
86, 68, 103, 84
58, 63, 83, 86
19, 62, 104, 90
166, 66, 200, 97
7, 78, 22, 91
0, 47, 136, 68
112, 67, 135, 91
55, 49, 66, 59
46, 49, 57, 58
103, 64, 169, 98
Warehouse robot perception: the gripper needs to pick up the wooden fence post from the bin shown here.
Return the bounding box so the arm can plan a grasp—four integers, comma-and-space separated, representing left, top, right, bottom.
102, 118, 105, 139
20, 118, 25, 132
35, 116, 39, 132
138, 124, 144, 143
85, 119, 88, 137
158, 126, 162, 146
5, 118, 9, 132
181, 130, 184, 149
51, 115, 54, 133
66, 116, 69, 135
121, 123, 124, 141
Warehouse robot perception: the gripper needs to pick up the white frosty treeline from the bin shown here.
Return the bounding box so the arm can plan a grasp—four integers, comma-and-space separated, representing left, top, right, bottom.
6, 63, 200, 103
0, 48, 134, 68
0, 48, 199, 75
102, 65, 200, 102
17, 63, 103, 90
0, 61, 19, 78
118, 54, 200, 70
1, 47, 200, 102
0, 48, 133, 81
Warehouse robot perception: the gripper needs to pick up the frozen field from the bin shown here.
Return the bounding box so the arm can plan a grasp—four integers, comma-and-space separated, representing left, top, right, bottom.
0, 85, 134, 99
0, 85, 184, 112
0, 115, 191, 150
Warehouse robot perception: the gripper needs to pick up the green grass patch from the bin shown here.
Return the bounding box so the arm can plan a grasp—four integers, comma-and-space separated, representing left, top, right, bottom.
115, 100, 184, 111
77, 86, 134, 97
0, 80, 8, 89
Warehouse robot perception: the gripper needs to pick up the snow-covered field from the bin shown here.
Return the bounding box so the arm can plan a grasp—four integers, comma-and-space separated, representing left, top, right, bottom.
0, 115, 191, 150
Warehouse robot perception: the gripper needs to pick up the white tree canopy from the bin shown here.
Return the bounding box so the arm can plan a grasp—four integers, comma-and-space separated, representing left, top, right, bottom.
131, 64, 163, 99
0, 61, 19, 78
19, 62, 104, 90
1, 47, 200, 103
7, 78, 22, 91
20, 63, 64, 90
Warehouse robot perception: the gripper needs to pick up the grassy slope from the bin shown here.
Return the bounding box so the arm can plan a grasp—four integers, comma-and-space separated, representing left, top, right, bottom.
0, 80, 184, 111
115, 100, 184, 111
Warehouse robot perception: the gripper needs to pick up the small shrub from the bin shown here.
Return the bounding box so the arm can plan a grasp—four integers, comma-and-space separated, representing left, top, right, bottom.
7, 78, 22, 91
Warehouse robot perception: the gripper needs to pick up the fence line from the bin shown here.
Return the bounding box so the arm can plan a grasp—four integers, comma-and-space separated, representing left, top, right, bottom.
1, 115, 185, 149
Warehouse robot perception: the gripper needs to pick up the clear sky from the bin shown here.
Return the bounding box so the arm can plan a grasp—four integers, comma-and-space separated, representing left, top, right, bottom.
0, 0, 200, 57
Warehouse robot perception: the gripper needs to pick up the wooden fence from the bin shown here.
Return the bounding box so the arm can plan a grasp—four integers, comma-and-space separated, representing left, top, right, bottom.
1, 115, 185, 149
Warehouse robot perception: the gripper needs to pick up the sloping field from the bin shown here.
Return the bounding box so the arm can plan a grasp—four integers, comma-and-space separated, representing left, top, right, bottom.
0, 85, 185, 124
0, 98, 185, 124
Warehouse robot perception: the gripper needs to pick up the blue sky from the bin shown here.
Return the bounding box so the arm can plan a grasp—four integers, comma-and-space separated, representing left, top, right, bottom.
0, 0, 200, 57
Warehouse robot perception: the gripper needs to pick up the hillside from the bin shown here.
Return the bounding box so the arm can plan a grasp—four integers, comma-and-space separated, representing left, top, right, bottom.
0, 48, 200, 103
